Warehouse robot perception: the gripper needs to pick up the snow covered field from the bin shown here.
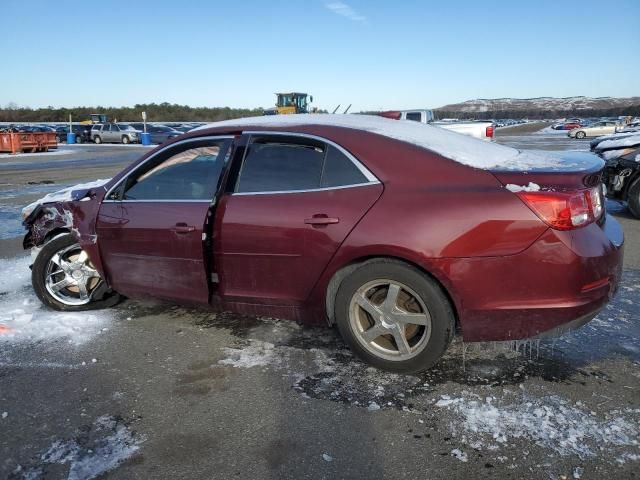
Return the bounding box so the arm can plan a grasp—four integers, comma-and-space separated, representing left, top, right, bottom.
1, 126, 639, 479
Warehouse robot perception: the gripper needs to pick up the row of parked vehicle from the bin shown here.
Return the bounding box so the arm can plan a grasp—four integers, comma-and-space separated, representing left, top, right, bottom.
551, 117, 640, 139
0, 122, 205, 145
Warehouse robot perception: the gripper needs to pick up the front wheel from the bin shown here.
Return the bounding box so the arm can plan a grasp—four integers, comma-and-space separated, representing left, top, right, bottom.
575, 131, 586, 139
32, 234, 121, 311
334, 259, 455, 373
94, 136, 102, 144
122, 135, 130, 144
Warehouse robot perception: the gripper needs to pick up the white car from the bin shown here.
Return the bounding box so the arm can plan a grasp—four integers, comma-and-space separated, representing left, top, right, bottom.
569, 121, 619, 139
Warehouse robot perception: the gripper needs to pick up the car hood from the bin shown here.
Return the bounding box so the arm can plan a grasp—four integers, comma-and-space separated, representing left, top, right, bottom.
21, 178, 111, 222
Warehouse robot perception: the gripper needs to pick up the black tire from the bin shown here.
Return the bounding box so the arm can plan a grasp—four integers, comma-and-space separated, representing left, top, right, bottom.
76, 135, 83, 144
576, 131, 586, 139
122, 135, 130, 144
628, 177, 640, 219
32, 233, 121, 311
94, 136, 102, 144
334, 259, 455, 373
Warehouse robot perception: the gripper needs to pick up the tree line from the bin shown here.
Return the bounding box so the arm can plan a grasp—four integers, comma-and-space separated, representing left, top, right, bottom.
0, 103, 264, 123
2, 102, 639, 123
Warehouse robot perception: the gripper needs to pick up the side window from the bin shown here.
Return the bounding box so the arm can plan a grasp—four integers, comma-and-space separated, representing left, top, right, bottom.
321, 145, 368, 187
113, 124, 120, 132
122, 139, 230, 200
405, 112, 422, 122
236, 139, 324, 193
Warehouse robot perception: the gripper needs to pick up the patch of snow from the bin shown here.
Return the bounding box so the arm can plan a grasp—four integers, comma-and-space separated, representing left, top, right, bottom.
596, 134, 640, 151
450, 448, 468, 462
25, 415, 143, 480
505, 182, 541, 193
2, 411, 7, 419
0, 149, 74, 159
573, 466, 584, 479
367, 401, 381, 411
322, 453, 333, 462
218, 340, 280, 368
0, 256, 113, 345
601, 149, 635, 161
437, 392, 640, 458
195, 114, 597, 171
21, 178, 110, 219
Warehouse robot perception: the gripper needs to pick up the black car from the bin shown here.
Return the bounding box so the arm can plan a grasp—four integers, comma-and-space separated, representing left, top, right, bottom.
54, 125, 93, 143
598, 141, 640, 218
128, 123, 183, 144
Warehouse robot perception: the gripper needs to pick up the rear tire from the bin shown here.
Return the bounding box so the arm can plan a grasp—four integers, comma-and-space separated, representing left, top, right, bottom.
32, 233, 121, 311
576, 131, 586, 139
94, 136, 102, 144
334, 259, 455, 373
628, 178, 640, 219
76, 135, 83, 144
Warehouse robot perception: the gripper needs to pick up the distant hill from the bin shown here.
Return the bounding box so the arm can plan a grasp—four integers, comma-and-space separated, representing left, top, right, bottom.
435, 96, 640, 119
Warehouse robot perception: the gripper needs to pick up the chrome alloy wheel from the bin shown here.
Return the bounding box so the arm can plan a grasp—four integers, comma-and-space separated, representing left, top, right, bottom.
44, 243, 102, 306
348, 279, 432, 361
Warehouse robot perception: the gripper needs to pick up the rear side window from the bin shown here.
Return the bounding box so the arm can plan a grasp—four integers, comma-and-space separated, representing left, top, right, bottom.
235, 136, 370, 193
405, 112, 422, 122
236, 141, 324, 193
321, 145, 368, 187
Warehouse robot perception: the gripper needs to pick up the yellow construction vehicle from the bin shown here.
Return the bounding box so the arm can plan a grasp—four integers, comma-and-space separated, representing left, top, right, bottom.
264, 93, 314, 115
80, 114, 109, 125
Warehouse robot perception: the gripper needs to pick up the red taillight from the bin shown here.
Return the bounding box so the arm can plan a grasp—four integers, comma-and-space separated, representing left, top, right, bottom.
486, 125, 494, 138
516, 186, 604, 230
379, 111, 401, 120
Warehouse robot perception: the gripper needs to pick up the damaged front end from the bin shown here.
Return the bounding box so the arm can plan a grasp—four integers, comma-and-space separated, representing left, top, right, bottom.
22, 182, 111, 280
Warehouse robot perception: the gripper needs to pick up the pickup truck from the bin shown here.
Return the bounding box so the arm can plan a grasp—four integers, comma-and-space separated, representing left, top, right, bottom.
378, 110, 495, 141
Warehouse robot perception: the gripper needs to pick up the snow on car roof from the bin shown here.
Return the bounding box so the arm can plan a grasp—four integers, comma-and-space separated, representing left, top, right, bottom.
595, 134, 640, 151
196, 114, 595, 171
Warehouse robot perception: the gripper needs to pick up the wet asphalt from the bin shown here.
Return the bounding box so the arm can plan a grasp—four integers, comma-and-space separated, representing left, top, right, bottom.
0, 128, 639, 479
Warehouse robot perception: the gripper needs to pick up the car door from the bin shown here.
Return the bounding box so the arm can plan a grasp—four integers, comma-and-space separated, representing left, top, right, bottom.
96, 136, 232, 303
215, 133, 383, 306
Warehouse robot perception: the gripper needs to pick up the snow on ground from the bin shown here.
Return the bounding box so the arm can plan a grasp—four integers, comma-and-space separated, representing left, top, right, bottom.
0, 148, 74, 159
15, 415, 144, 480
196, 114, 599, 171
436, 391, 640, 460
0, 256, 113, 344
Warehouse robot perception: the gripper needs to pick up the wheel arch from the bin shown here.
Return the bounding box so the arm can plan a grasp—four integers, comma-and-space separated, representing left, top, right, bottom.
324, 255, 460, 332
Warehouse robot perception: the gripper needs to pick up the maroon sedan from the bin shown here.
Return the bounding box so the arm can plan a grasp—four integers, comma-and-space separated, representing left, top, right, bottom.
23, 115, 624, 373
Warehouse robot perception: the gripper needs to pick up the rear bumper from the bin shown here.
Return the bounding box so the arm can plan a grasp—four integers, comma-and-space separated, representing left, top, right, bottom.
443, 214, 624, 342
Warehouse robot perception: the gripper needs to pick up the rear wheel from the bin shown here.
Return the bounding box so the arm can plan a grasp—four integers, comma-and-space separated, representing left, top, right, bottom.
628, 178, 640, 219
576, 131, 586, 139
32, 234, 121, 311
76, 135, 83, 144
94, 136, 102, 144
334, 259, 455, 373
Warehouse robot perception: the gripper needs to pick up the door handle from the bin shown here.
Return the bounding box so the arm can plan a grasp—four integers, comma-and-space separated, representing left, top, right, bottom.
304, 214, 340, 226
172, 223, 196, 234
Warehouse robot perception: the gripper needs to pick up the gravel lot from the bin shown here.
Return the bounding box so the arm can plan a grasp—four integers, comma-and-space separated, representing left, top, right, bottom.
0, 128, 638, 480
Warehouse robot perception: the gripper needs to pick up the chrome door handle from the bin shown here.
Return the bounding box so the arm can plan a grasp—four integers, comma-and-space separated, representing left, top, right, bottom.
172, 224, 196, 233
304, 215, 339, 226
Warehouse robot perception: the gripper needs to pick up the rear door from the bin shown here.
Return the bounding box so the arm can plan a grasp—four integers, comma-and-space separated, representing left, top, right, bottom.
96, 136, 232, 303
215, 133, 383, 305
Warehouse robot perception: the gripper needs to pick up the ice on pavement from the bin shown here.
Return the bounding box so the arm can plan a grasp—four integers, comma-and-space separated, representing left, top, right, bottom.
197, 114, 597, 171
0, 256, 113, 344
436, 392, 640, 459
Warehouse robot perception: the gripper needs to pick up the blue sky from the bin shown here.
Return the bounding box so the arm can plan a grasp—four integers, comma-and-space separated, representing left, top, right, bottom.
2, 0, 638, 111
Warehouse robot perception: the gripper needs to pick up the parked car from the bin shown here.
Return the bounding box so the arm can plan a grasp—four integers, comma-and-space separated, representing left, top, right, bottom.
22, 115, 623, 373
55, 125, 92, 143
128, 123, 183, 144
378, 110, 495, 141
91, 123, 139, 144
569, 121, 619, 139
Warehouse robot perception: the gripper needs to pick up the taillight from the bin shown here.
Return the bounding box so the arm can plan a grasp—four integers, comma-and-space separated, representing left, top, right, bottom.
516, 186, 604, 230
486, 125, 494, 138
